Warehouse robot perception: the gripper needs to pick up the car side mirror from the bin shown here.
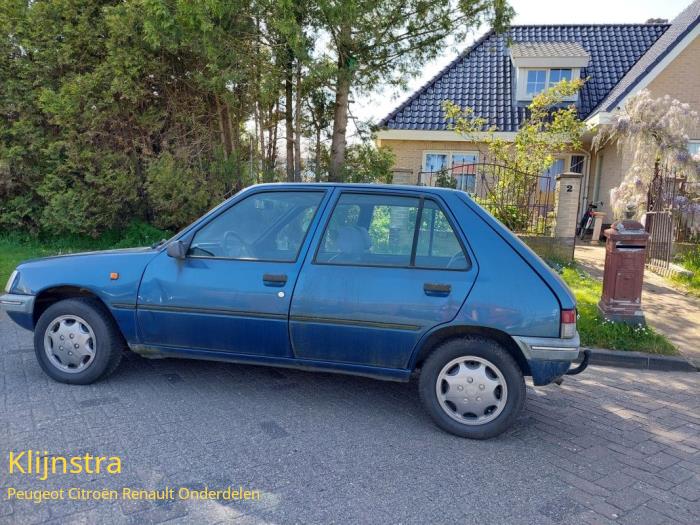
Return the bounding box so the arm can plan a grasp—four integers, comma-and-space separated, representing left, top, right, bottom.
166, 240, 188, 259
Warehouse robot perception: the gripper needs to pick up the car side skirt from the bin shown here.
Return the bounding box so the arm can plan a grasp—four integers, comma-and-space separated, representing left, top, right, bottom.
129, 344, 412, 382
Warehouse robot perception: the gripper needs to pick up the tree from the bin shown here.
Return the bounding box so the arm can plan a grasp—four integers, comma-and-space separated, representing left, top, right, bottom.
342, 143, 395, 183
444, 79, 586, 229
315, 0, 514, 181
593, 90, 700, 219
0, 0, 262, 234
303, 82, 335, 181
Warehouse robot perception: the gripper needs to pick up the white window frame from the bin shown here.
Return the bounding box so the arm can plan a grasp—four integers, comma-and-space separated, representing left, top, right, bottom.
422, 150, 479, 172
421, 150, 480, 191
516, 67, 580, 101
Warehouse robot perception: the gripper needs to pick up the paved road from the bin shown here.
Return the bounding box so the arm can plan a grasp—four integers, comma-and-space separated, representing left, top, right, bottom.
1, 312, 699, 525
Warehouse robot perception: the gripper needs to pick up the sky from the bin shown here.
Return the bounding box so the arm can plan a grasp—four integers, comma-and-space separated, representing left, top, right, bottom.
350, 0, 691, 139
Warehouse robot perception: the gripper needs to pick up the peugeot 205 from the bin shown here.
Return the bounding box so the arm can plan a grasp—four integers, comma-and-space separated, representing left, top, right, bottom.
1, 183, 589, 439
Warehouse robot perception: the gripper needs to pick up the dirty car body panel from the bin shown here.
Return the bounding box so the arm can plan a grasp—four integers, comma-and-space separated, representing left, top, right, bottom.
2, 183, 581, 388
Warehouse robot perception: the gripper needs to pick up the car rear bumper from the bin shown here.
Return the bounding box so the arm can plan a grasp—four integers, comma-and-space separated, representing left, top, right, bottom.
513, 333, 582, 385
0, 293, 35, 331
513, 333, 580, 361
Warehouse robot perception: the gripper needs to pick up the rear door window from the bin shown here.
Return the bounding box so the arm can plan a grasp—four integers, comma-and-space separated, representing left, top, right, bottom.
316, 193, 419, 266
316, 192, 468, 270
415, 200, 468, 270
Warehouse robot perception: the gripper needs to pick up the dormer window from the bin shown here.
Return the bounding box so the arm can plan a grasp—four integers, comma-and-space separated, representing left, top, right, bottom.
525, 68, 574, 96
526, 70, 546, 95
548, 68, 572, 86
509, 42, 589, 102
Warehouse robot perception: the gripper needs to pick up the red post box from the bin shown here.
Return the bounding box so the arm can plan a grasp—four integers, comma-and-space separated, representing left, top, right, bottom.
598, 219, 649, 325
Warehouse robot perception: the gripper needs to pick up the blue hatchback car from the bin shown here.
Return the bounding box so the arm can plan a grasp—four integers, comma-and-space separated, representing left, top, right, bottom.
2, 183, 587, 438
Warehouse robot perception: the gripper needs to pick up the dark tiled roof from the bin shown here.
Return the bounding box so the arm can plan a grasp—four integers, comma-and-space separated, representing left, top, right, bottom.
510, 41, 589, 59
379, 24, 669, 132
597, 0, 700, 112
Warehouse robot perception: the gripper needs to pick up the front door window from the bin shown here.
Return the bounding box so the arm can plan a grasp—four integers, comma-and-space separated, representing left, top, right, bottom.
189, 191, 324, 261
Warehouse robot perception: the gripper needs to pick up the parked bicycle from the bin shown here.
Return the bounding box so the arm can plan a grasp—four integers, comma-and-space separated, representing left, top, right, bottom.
577, 202, 603, 240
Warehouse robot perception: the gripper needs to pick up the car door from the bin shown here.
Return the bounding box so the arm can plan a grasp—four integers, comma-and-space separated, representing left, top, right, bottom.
137, 188, 329, 357
289, 190, 477, 369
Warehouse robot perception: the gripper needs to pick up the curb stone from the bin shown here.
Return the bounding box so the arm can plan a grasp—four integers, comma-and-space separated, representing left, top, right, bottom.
575, 347, 698, 372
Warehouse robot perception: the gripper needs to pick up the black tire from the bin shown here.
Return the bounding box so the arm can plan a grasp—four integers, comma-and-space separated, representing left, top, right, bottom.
418, 337, 525, 439
34, 297, 125, 384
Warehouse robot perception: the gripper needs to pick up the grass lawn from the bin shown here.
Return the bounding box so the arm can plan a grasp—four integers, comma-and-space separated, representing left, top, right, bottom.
555, 263, 678, 355
1, 223, 168, 287
670, 246, 700, 299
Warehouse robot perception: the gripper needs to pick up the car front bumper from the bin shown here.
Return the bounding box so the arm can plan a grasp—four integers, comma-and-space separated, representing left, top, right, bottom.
0, 293, 36, 330
513, 333, 584, 385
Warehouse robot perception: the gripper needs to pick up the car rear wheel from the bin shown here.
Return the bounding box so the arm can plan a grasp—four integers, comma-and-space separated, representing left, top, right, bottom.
34, 298, 124, 384
419, 337, 525, 439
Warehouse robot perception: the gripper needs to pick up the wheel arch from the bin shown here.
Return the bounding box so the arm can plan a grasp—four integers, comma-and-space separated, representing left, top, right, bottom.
410, 325, 531, 376
33, 286, 113, 327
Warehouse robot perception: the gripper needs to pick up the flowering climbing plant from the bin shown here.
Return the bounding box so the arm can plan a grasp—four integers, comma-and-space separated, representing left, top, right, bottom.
593, 90, 700, 220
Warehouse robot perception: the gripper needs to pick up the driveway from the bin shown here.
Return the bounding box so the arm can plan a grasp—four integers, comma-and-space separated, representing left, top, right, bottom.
1, 312, 698, 525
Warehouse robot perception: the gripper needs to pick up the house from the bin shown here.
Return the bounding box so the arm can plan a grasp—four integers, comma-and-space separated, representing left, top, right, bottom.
375, 0, 700, 224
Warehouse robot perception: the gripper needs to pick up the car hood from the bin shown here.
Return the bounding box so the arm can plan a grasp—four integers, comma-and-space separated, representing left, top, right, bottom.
18, 246, 156, 266
12, 247, 162, 299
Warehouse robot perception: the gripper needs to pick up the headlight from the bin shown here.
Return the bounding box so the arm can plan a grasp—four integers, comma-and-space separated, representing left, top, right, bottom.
5, 270, 18, 293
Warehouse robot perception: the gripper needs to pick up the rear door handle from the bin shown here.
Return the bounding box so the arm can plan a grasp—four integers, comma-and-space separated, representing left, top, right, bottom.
424, 283, 451, 296
263, 273, 287, 287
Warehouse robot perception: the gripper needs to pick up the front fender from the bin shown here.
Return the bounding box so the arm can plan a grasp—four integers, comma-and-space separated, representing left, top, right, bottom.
10, 249, 158, 340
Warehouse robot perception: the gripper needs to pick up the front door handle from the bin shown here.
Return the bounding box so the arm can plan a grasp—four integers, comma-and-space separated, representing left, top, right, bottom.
263, 273, 288, 287
424, 283, 451, 296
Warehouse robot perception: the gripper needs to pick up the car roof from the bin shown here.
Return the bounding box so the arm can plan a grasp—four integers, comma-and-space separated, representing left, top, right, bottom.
248, 182, 463, 197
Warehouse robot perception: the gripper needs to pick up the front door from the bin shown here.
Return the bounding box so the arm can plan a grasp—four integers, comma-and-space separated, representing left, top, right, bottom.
290, 191, 477, 369
137, 189, 329, 357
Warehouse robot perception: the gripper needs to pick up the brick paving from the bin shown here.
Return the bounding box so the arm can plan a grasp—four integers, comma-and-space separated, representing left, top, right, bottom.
1, 311, 699, 524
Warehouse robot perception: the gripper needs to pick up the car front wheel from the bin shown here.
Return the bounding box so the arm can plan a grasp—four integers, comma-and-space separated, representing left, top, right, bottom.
34, 298, 124, 384
419, 337, 525, 439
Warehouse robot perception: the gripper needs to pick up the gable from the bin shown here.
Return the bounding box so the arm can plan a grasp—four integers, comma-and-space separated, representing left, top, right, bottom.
379, 24, 668, 132
596, 1, 700, 113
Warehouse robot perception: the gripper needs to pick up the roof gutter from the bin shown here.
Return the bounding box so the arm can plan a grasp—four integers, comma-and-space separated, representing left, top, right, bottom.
375, 129, 518, 143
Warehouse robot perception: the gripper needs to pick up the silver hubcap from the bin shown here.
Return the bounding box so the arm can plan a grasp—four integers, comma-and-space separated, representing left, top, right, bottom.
436, 356, 508, 425
43, 315, 96, 373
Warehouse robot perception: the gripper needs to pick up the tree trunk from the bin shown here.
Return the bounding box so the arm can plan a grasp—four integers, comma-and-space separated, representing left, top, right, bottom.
227, 101, 240, 154
270, 100, 279, 178
329, 37, 352, 182
285, 52, 295, 182
216, 96, 234, 159
294, 61, 303, 181
315, 127, 322, 182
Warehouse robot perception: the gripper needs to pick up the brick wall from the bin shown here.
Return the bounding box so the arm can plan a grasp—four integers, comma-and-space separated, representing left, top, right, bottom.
586, 34, 700, 221
646, 34, 700, 139
586, 145, 635, 220
378, 139, 490, 184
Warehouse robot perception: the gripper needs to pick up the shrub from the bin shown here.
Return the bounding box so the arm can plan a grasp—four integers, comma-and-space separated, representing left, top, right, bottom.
145, 153, 218, 231
36, 151, 141, 237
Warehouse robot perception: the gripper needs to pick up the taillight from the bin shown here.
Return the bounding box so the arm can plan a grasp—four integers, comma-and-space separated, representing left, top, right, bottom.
561, 309, 576, 339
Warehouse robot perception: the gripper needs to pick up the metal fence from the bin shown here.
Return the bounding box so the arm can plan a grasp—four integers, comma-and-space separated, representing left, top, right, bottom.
645, 162, 700, 274
419, 162, 556, 235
